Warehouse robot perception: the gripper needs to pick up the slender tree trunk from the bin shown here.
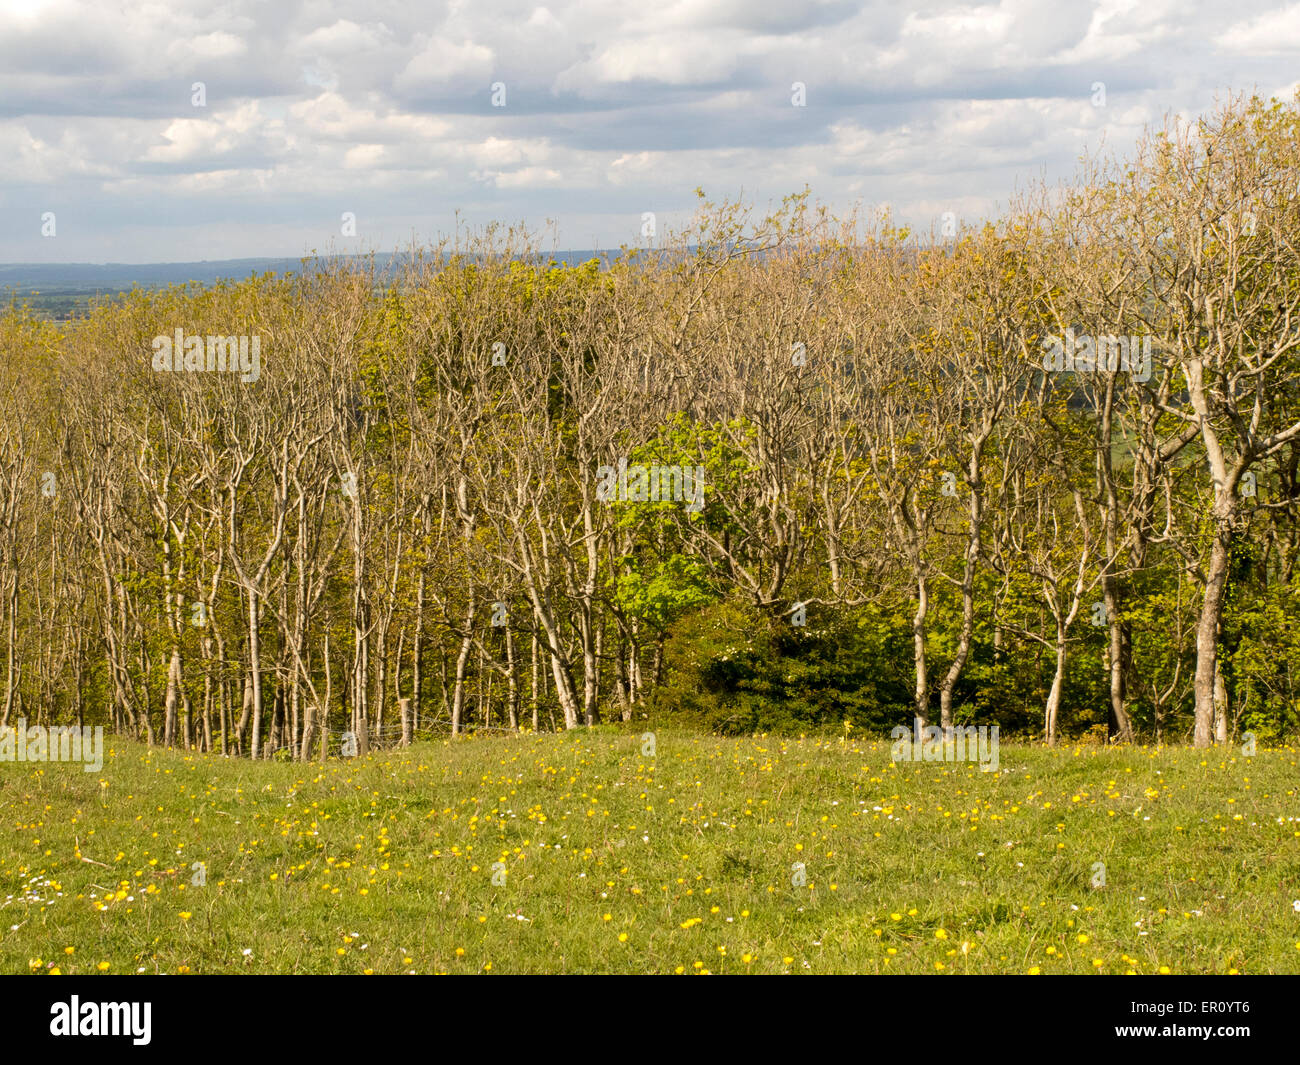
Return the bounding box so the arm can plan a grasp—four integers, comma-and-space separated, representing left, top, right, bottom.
200, 640, 213, 753
1213, 656, 1229, 745
1103, 575, 1133, 741
164, 647, 182, 747
629, 616, 643, 709
2, 572, 17, 728
451, 601, 476, 735
939, 451, 984, 731
248, 591, 264, 758
413, 569, 425, 732
321, 628, 333, 762
1193, 518, 1234, 747
1045, 623, 1067, 747
215, 626, 229, 756
912, 571, 929, 728
585, 618, 602, 726
181, 689, 194, 750
505, 624, 519, 730
235, 667, 253, 757
531, 632, 540, 732
615, 629, 632, 722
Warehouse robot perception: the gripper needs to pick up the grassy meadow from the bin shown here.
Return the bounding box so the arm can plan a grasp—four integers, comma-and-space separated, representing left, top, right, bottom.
3, 728, 1299, 975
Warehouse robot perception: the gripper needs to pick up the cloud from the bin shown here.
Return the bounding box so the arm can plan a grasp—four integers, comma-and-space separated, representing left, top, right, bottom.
2, 0, 1298, 262
478, 164, 566, 187
166, 30, 248, 63
1220, 4, 1300, 53
397, 35, 496, 89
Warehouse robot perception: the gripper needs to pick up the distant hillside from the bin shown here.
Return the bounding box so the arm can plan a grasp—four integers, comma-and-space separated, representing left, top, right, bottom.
0, 250, 621, 319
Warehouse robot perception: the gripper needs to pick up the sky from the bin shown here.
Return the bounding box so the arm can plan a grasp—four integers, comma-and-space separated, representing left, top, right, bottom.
2, 0, 1299, 264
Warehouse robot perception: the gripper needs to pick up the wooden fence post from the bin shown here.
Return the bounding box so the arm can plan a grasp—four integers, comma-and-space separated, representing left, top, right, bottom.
400, 697, 413, 746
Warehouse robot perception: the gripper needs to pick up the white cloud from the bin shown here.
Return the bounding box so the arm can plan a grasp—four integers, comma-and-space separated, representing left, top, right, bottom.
1, 0, 1296, 262
144, 103, 274, 164
479, 165, 566, 187
556, 33, 741, 87
397, 35, 495, 88
166, 30, 247, 62
298, 19, 393, 55
1221, 4, 1300, 53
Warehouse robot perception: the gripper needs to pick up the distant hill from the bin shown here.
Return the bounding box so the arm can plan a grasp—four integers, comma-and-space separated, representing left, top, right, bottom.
0, 250, 624, 320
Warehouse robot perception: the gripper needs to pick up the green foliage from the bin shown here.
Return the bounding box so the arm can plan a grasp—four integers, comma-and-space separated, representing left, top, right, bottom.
614, 555, 715, 630
651, 601, 913, 734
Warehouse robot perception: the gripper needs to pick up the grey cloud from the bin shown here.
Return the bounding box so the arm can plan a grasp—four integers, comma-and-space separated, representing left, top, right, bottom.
2, 0, 1299, 262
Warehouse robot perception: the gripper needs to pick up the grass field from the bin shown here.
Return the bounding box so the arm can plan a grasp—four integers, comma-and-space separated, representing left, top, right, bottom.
2, 728, 1299, 974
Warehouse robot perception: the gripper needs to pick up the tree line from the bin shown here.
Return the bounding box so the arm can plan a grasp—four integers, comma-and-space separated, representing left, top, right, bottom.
2, 92, 1299, 754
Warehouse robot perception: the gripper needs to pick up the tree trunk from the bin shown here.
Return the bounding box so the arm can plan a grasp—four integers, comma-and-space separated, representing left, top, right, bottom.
413, 570, 425, 732
1213, 656, 1229, 745
248, 591, 265, 758
505, 624, 519, 730
912, 572, 929, 728
1103, 575, 1134, 741
1045, 624, 1067, 747
939, 451, 984, 731
451, 600, 476, 735
164, 647, 181, 747
1193, 517, 1234, 747
235, 667, 253, 757
531, 632, 540, 732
